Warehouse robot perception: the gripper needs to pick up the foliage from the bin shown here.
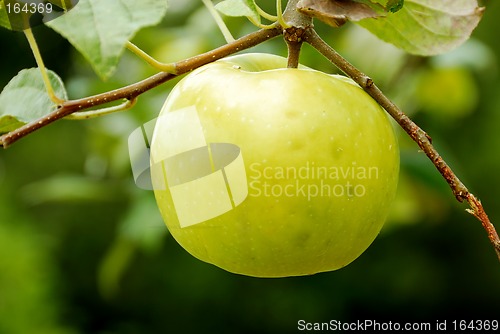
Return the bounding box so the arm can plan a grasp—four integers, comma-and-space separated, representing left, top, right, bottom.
358, 0, 484, 55
0, 68, 66, 132
0, 0, 499, 332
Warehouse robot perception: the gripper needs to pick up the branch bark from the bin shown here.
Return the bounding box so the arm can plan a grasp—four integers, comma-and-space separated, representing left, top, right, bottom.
0, 26, 282, 148
282, 0, 313, 68
304, 29, 500, 261
1, 7, 498, 262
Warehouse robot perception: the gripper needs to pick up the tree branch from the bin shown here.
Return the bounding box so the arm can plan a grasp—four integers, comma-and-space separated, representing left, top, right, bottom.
0, 26, 282, 149
304, 29, 500, 262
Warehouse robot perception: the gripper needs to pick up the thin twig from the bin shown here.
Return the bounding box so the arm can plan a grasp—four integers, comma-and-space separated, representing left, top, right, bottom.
304, 29, 500, 262
0, 26, 282, 149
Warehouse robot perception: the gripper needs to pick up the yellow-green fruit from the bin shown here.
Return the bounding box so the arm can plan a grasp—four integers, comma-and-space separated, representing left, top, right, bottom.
150, 53, 399, 277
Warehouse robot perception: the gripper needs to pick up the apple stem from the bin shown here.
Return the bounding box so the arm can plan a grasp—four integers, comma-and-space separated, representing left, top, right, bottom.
304, 28, 500, 262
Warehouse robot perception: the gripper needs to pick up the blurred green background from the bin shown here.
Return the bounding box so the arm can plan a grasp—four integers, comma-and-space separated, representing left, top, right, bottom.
1, 1, 499, 333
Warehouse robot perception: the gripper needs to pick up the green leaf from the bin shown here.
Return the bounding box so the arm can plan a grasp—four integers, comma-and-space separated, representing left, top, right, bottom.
46, 0, 169, 80
0, 115, 24, 134
357, 0, 484, 56
0, 0, 79, 31
215, 0, 260, 24
0, 68, 67, 135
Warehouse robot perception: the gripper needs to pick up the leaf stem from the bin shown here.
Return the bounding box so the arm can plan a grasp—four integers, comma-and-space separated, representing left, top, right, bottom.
24, 28, 65, 105
304, 28, 500, 262
256, 4, 278, 21
277, 0, 292, 28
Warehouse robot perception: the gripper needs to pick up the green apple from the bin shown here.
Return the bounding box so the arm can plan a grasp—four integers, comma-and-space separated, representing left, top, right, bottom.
150, 53, 399, 277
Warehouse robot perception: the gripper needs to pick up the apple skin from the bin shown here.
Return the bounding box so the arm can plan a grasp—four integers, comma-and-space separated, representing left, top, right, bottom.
150, 53, 399, 277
